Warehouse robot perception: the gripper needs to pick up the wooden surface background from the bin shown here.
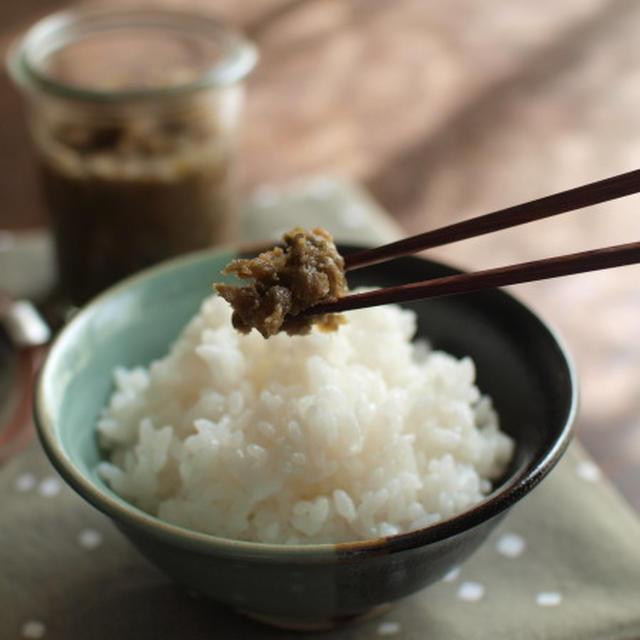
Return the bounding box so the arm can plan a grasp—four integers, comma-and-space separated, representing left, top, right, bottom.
0, 0, 638, 510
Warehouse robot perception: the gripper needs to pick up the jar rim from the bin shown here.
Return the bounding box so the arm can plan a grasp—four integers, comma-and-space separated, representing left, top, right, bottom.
7, 7, 258, 102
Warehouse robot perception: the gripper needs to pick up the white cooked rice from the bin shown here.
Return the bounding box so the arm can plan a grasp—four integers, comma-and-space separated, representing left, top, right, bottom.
97, 295, 514, 544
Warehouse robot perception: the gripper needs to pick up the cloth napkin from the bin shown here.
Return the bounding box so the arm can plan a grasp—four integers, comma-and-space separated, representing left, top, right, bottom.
1, 176, 639, 640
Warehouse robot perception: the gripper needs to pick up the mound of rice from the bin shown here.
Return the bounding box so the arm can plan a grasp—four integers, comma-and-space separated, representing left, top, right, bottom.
97, 295, 514, 544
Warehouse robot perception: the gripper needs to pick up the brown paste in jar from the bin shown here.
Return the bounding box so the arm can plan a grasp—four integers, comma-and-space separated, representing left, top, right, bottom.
36, 110, 237, 305
214, 228, 348, 338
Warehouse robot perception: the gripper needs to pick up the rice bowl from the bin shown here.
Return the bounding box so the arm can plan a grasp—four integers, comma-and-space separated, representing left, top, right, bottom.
33, 246, 576, 626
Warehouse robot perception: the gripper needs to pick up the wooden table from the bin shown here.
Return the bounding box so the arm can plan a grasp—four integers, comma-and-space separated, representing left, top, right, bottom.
1, 0, 638, 510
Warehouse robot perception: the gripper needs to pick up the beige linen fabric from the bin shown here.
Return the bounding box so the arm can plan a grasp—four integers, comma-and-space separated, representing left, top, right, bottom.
1, 178, 638, 639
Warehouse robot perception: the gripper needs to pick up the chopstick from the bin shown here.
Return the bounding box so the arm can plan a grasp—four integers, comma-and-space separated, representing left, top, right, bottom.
344, 169, 640, 270
308, 242, 640, 315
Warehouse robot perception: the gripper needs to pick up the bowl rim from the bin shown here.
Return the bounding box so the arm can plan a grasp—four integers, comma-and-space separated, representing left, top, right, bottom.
34, 245, 578, 560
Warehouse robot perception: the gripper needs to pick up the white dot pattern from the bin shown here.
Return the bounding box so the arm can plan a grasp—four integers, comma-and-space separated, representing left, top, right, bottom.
38, 477, 61, 497
14, 473, 37, 492
536, 591, 563, 607
21, 620, 46, 639
377, 621, 401, 636
457, 582, 485, 602
442, 567, 461, 582
77, 529, 103, 550
496, 533, 526, 558
576, 460, 601, 482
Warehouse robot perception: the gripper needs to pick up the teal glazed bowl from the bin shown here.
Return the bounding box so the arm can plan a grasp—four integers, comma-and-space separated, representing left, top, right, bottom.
34, 245, 577, 629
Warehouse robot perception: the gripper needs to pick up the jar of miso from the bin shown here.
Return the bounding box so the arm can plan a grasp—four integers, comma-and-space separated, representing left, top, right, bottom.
9, 8, 257, 305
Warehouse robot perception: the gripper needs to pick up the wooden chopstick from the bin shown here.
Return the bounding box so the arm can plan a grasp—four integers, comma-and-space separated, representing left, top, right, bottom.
309, 242, 640, 315
344, 169, 640, 271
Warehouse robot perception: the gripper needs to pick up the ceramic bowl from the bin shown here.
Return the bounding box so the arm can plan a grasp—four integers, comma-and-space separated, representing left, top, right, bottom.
34, 245, 577, 629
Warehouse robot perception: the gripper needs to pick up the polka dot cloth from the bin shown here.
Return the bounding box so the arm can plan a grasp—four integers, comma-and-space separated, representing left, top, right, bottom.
575, 460, 602, 482
428, 456, 612, 609
440, 529, 570, 607
3, 195, 638, 640
14, 473, 37, 492
77, 529, 103, 550
442, 566, 461, 582
12, 471, 104, 636
457, 581, 485, 602
377, 620, 401, 636
8, 448, 617, 636
536, 592, 563, 607
495, 533, 526, 558
38, 477, 61, 497
14, 474, 64, 497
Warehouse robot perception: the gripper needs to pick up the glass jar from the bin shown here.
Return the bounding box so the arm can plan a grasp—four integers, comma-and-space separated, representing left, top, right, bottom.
8, 7, 257, 305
